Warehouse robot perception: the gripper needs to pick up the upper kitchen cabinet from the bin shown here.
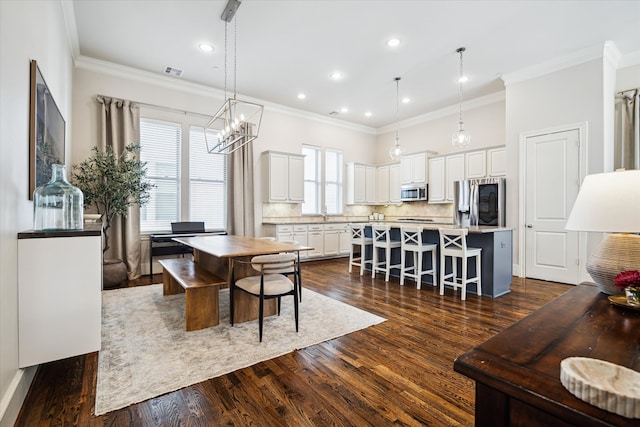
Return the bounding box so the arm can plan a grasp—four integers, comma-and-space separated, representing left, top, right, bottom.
346, 162, 376, 205
376, 163, 401, 205
428, 156, 446, 203
400, 152, 428, 185
445, 153, 465, 202
487, 146, 506, 176
262, 151, 305, 202
465, 150, 486, 179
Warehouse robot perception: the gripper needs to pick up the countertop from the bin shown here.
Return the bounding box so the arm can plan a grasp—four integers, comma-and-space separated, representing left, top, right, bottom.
263, 218, 511, 233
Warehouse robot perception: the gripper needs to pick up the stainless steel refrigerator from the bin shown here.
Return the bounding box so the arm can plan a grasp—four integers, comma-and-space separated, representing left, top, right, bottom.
453, 177, 506, 227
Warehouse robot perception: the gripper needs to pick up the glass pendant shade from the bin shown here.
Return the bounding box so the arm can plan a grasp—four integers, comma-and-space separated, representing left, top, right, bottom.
389, 138, 405, 160
452, 121, 471, 149
33, 164, 84, 231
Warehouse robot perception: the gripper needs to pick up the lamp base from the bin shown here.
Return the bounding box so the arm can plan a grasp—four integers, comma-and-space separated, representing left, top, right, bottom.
586, 233, 640, 295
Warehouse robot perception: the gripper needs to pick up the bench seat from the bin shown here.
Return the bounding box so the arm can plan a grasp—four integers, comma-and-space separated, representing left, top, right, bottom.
158, 258, 226, 331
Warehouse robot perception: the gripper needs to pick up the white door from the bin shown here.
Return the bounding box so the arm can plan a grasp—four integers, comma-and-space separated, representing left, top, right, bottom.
524, 129, 580, 284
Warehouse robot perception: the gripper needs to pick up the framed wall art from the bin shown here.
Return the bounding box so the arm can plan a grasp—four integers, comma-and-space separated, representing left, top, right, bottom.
29, 59, 65, 199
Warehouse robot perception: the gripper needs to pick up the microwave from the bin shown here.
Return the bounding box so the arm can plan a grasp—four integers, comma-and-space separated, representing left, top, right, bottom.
400, 184, 428, 202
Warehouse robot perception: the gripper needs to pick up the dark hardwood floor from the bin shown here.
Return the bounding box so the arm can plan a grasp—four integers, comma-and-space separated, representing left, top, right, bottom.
15, 258, 571, 426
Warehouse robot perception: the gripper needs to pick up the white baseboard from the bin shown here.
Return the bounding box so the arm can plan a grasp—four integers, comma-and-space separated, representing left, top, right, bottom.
513, 264, 522, 277
0, 366, 37, 427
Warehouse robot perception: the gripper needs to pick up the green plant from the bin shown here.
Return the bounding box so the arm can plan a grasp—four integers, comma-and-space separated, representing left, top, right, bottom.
72, 144, 153, 254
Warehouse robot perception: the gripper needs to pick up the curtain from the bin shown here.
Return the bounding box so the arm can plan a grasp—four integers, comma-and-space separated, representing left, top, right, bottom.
614, 89, 640, 170
97, 95, 142, 279
226, 125, 255, 236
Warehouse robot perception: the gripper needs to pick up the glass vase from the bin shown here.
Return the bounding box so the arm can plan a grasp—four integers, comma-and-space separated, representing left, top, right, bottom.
33, 164, 84, 230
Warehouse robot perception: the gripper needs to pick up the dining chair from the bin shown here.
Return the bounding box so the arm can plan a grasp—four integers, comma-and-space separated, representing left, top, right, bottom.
439, 228, 482, 300
230, 253, 299, 342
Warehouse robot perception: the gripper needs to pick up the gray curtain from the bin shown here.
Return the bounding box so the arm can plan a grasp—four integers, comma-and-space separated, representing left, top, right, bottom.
226, 126, 255, 236
97, 95, 142, 279
615, 89, 640, 170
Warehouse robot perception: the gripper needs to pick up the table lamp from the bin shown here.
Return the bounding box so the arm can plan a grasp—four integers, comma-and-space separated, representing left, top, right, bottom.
565, 170, 640, 294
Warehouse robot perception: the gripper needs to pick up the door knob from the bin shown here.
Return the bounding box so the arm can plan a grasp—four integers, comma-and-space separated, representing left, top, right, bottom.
526, 224, 533, 228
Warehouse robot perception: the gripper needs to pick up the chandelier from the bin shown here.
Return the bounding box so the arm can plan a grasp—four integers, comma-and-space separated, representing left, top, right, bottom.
389, 77, 405, 160
451, 47, 471, 149
205, 0, 263, 155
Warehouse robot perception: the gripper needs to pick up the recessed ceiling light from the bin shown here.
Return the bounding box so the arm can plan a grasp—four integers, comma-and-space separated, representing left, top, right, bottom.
330, 71, 343, 80
198, 42, 214, 52
458, 76, 469, 83
341, 107, 348, 113
386, 38, 401, 48
402, 97, 411, 104
365, 111, 372, 117
297, 93, 307, 100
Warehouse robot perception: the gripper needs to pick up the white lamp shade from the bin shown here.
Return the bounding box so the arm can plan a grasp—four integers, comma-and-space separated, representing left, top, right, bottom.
565, 170, 640, 233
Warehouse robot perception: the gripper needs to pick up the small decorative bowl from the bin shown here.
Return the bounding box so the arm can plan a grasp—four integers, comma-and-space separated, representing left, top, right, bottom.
560, 357, 640, 418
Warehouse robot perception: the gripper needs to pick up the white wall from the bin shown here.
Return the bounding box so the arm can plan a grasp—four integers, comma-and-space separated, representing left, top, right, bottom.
617, 64, 640, 92
72, 64, 377, 259
0, 1, 74, 425
504, 58, 606, 277
374, 97, 506, 162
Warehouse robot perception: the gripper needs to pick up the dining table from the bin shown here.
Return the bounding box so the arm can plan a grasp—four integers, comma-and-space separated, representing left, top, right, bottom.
173, 234, 312, 323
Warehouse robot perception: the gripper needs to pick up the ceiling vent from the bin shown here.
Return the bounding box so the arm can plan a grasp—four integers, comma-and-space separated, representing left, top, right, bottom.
164, 66, 183, 77
328, 111, 339, 116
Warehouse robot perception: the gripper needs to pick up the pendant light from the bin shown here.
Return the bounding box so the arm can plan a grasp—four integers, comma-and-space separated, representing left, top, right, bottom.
451, 47, 471, 149
205, 0, 263, 155
389, 77, 405, 160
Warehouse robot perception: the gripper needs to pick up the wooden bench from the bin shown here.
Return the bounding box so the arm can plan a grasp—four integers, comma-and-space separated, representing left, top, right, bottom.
158, 258, 227, 331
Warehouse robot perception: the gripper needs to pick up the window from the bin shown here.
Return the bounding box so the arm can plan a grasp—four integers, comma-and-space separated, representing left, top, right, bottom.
301, 145, 343, 216
139, 117, 227, 233
140, 118, 181, 232
302, 145, 321, 215
189, 127, 226, 229
325, 149, 343, 215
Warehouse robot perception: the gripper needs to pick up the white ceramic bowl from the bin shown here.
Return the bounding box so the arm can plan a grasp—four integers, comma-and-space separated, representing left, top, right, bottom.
560, 357, 640, 418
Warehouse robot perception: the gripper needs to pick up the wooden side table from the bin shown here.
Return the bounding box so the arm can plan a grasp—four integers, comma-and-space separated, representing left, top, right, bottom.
454, 283, 640, 427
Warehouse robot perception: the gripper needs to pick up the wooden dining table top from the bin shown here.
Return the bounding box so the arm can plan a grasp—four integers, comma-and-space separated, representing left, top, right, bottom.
173, 234, 313, 258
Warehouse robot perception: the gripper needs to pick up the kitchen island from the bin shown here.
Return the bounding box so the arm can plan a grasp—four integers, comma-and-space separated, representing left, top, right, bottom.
365, 222, 513, 298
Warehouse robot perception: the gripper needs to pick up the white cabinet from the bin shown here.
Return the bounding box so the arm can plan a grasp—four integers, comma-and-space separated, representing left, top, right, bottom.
487, 147, 507, 176
338, 224, 351, 255
389, 163, 401, 204
323, 224, 341, 256
307, 224, 324, 257
365, 165, 376, 204
275, 224, 294, 242
465, 150, 486, 179
445, 153, 465, 202
18, 229, 102, 368
262, 151, 305, 203
428, 156, 446, 203
376, 165, 390, 204
401, 152, 427, 185
376, 163, 401, 205
346, 163, 376, 205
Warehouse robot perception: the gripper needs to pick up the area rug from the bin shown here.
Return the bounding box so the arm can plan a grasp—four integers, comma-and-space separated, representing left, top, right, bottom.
95, 284, 385, 415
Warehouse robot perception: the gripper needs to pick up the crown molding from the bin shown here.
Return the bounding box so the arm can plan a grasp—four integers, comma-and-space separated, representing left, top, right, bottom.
74, 56, 377, 135
619, 50, 640, 68
376, 91, 505, 135
60, 0, 80, 61
501, 43, 609, 86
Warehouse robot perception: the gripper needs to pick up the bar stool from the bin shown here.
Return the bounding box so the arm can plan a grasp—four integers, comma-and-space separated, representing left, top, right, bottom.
372, 225, 402, 282
348, 224, 373, 275
439, 228, 482, 300
400, 226, 437, 289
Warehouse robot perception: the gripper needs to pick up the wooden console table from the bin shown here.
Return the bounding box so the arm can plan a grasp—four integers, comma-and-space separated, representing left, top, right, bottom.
454, 283, 639, 427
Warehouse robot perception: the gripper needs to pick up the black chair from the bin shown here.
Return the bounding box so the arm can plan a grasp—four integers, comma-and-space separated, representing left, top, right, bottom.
230, 253, 299, 342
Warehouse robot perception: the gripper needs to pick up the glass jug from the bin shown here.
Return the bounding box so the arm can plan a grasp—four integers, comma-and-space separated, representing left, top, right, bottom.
33, 164, 84, 230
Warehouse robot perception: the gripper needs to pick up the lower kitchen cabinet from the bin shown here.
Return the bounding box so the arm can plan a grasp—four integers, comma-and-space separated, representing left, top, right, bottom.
264, 222, 355, 260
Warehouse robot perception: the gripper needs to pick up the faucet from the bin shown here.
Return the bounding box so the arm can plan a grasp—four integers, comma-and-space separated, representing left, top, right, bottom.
321, 206, 328, 221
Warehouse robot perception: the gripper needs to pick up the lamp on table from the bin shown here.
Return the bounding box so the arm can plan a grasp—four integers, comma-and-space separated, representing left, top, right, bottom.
565, 170, 640, 294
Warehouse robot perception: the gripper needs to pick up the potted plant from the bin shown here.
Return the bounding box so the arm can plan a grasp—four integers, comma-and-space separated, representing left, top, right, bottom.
72, 143, 153, 287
